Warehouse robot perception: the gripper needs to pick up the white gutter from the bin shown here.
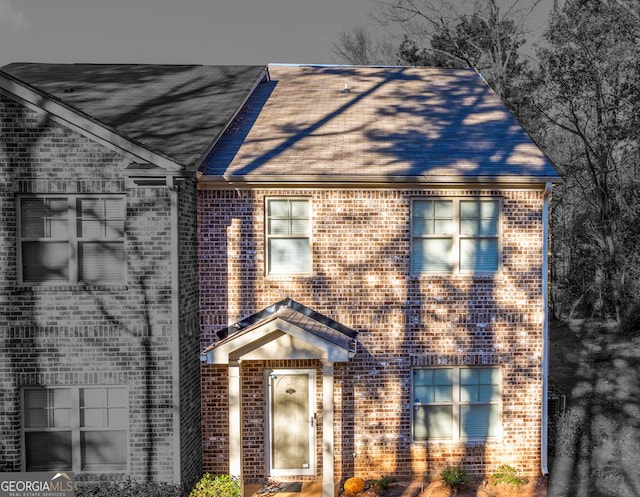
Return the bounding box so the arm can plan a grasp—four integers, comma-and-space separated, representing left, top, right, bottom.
541, 181, 552, 475
196, 174, 561, 189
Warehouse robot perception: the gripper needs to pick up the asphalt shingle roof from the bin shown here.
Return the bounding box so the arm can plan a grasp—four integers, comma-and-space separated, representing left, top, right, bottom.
202, 64, 560, 182
209, 297, 358, 354
1, 63, 267, 169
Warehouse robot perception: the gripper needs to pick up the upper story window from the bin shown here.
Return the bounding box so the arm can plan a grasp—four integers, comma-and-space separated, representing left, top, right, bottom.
412, 367, 501, 441
18, 195, 126, 285
266, 198, 311, 275
411, 198, 500, 274
22, 386, 128, 472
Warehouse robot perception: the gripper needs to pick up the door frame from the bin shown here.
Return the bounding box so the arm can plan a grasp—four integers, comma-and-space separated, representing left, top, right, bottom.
265, 368, 316, 477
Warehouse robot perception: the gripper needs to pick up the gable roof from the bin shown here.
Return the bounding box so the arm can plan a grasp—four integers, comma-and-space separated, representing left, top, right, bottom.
200, 298, 358, 364
200, 64, 560, 186
0, 63, 267, 171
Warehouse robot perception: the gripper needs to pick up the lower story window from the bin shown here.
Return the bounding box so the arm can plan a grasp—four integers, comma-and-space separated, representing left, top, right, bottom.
22, 386, 128, 472
412, 367, 500, 441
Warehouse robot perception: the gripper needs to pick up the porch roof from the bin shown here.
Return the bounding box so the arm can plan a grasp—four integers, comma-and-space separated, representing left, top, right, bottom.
200, 298, 358, 364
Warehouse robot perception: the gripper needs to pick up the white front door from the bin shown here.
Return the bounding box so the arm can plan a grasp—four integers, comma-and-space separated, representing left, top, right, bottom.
267, 369, 315, 476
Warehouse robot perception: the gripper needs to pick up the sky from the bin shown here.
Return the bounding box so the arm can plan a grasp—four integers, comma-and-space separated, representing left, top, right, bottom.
0, 0, 556, 68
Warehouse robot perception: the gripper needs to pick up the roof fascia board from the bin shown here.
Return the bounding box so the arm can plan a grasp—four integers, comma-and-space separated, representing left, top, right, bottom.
197, 174, 563, 189
193, 67, 270, 172
0, 72, 184, 172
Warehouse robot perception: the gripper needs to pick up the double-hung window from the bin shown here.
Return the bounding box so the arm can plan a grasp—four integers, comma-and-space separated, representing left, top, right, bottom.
266, 198, 311, 275
412, 367, 500, 441
18, 195, 126, 284
22, 386, 128, 472
412, 198, 500, 274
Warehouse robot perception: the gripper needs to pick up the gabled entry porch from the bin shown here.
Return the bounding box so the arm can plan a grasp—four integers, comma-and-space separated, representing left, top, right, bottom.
200, 298, 358, 497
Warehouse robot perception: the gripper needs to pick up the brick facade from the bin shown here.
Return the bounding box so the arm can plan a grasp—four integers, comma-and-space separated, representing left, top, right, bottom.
199, 187, 545, 480
0, 95, 201, 484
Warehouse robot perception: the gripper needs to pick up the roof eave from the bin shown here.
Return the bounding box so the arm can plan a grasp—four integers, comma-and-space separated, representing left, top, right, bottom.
0, 70, 185, 172
196, 173, 564, 189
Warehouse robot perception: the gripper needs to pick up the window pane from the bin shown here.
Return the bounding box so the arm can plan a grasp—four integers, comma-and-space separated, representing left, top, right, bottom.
107, 407, 128, 427
290, 219, 309, 236
78, 220, 103, 238
480, 200, 499, 218
82, 408, 105, 427
78, 198, 124, 239
290, 200, 309, 218
21, 198, 68, 238
459, 200, 480, 218
81, 388, 105, 408
81, 430, 127, 471
107, 388, 127, 407
460, 200, 498, 236
412, 238, 452, 272
413, 200, 432, 218
414, 405, 453, 440
78, 198, 102, 220
268, 200, 289, 218
22, 241, 70, 281
434, 200, 453, 217
25, 432, 72, 471
412, 218, 431, 236
25, 390, 47, 428
461, 368, 499, 402
268, 239, 310, 274
478, 384, 500, 402
413, 369, 452, 403
52, 408, 71, 428
460, 238, 498, 272
413, 369, 432, 385
460, 404, 498, 438
434, 219, 453, 234
414, 201, 453, 236
269, 219, 289, 235
24, 389, 47, 409
479, 368, 500, 384
413, 385, 432, 403
79, 242, 125, 283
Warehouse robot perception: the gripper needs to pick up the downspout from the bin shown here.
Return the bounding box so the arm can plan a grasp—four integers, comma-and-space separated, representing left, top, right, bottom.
169, 176, 183, 484
541, 181, 552, 476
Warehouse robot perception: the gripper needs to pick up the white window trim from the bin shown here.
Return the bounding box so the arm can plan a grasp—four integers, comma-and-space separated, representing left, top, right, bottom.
411, 366, 503, 443
410, 197, 502, 276
265, 197, 312, 276
17, 194, 126, 286
21, 385, 129, 473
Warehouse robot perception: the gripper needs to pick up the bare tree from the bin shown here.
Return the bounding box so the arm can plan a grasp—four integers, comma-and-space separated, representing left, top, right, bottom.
536, 0, 640, 321
373, 0, 542, 99
332, 25, 398, 65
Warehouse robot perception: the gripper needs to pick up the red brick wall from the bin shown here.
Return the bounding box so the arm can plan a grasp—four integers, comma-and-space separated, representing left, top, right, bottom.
199, 187, 545, 479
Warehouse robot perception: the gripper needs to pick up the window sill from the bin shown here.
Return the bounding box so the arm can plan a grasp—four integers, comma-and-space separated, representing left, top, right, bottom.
411, 438, 500, 446
16, 283, 129, 292
410, 272, 500, 279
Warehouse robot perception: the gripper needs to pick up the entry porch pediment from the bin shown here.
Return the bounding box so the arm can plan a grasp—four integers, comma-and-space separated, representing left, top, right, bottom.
200, 298, 358, 364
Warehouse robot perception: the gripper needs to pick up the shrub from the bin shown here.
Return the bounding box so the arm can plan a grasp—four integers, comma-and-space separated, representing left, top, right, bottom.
189, 474, 240, 497
75, 480, 180, 497
490, 465, 528, 486
369, 476, 396, 492
440, 466, 471, 488
343, 477, 366, 495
